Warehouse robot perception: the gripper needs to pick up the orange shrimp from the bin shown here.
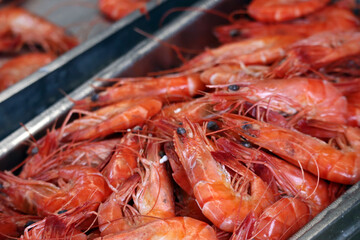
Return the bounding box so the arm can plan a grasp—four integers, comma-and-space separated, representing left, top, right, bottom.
21, 204, 96, 240
215, 6, 359, 43
98, 141, 175, 236
0, 7, 78, 54
20, 139, 118, 179
61, 97, 162, 142
97, 174, 141, 236
75, 74, 205, 110
102, 134, 141, 189
216, 137, 333, 216
174, 120, 275, 232
0, 214, 40, 240
99, 0, 149, 21
212, 77, 348, 125
234, 198, 311, 240
0, 165, 108, 216
0, 53, 55, 91
181, 35, 300, 72
96, 217, 218, 240
248, 0, 331, 23
221, 113, 360, 184
272, 30, 360, 78
200, 64, 269, 85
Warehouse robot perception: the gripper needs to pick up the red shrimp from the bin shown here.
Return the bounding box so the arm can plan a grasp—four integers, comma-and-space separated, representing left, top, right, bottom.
215, 6, 359, 43
61, 97, 162, 142
98, 141, 175, 236
216, 137, 333, 216
221, 113, 360, 184
248, 0, 331, 23
272, 30, 360, 78
20, 204, 96, 240
99, 0, 149, 21
0, 165, 108, 216
181, 35, 300, 72
0, 7, 78, 54
96, 217, 217, 240
213, 77, 348, 125
0, 214, 40, 240
0, 53, 55, 91
20, 139, 118, 179
174, 120, 275, 232
75, 74, 205, 110
233, 198, 311, 240
102, 134, 141, 189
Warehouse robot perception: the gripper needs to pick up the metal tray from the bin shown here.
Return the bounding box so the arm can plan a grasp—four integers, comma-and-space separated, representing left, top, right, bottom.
0, 0, 359, 239
0, 0, 199, 141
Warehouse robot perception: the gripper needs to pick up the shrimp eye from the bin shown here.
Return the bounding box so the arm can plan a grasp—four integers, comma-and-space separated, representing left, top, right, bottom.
24, 221, 36, 228
57, 209, 67, 214
207, 121, 219, 131
177, 127, 186, 135
241, 141, 251, 148
229, 29, 240, 37
31, 146, 39, 155
228, 85, 240, 91
242, 123, 252, 130
159, 150, 166, 157
352, 8, 359, 16
91, 93, 99, 102
0, 183, 3, 189
132, 125, 143, 131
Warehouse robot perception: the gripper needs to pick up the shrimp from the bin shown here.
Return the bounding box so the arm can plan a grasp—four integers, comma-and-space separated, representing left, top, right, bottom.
98, 141, 175, 236
75, 74, 205, 110
233, 198, 311, 240
0, 165, 108, 216
272, 30, 360, 78
248, 0, 331, 23
99, 0, 149, 21
212, 77, 348, 125
102, 134, 141, 189
21, 204, 96, 240
216, 137, 333, 216
0, 7, 78, 54
200, 63, 269, 85
20, 139, 119, 179
174, 120, 275, 232
96, 217, 217, 240
61, 97, 162, 142
180, 35, 300, 72
0, 214, 40, 240
215, 6, 359, 43
0, 53, 55, 91
221, 113, 360, 184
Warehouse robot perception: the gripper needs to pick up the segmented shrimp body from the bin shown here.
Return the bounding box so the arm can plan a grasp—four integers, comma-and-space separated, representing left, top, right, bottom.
0, 53, 55, 91
20, 139, 118, 179
215, 6, 359, 43
75, 74, 205, 110
62, 97, 162, 142
222, 113, 360, 184
0, 7, 78, 54
248, 0, 331, 22
216, 137, 333, 216
181, 35, 299, 72
0, 166, 108, 216
237, 198, 311, 240
174, 121, 275, 232
99, 0, 149, 21
213, 77, 348, 125
96, 217, 218, 240
102, 134, 141, 189
273, 30, 360, 77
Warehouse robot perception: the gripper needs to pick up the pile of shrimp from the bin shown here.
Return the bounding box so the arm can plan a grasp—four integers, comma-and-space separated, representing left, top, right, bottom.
0, 4, 78, 92
1, 0, 360, 239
